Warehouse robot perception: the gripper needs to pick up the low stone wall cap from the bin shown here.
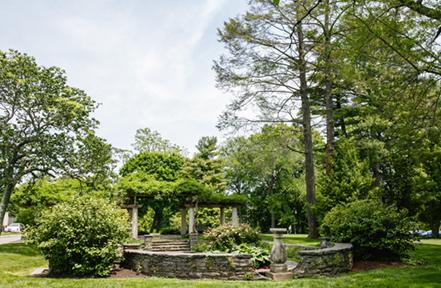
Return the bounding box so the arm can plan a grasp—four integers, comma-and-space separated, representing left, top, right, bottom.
270, 228, 287, 234
297, 243, 352, 256
125, 249, 252, 258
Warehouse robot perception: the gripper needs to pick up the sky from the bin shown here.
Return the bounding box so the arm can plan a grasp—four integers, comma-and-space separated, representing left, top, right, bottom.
0, 0, 248, 154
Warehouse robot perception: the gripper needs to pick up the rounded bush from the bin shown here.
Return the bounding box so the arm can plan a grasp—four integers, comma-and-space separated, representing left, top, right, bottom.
321, 199, 417, 260
27, 196, 129, 276
203, 224, 259, 251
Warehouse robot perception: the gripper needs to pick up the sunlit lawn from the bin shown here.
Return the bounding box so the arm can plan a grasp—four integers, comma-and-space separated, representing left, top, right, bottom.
0, 232, 21, 236
260, 233, 320, 246
0, 238, 440, 287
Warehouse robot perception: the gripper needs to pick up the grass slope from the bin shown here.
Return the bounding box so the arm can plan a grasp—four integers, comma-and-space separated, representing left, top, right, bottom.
0, 239, 440, 287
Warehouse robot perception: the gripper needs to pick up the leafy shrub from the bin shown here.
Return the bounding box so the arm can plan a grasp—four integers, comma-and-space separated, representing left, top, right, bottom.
16, 208, 39, 226
321, 199, 417, 260
27, 196, 129, 276
203, 224, 259, 251
234, 243, 271, 268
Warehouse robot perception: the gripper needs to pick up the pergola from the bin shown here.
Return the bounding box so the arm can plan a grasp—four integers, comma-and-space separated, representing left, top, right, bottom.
180, 202, 242, 236
119, 177, 246, 239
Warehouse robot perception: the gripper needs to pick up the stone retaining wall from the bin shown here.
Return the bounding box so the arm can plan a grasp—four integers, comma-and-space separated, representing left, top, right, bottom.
293, 243, 353, 276
123, 250, 254, 280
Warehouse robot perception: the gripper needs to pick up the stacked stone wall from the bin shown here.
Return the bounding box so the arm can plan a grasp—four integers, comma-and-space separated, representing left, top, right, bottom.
123, 250, 253, 280
294, 243, 353, 276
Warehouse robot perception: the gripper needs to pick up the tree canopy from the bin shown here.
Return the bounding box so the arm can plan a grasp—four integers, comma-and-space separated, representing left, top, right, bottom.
0, 50, 109, 229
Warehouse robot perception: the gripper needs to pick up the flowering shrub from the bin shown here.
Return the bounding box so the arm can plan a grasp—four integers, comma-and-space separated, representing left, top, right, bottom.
27, 196, 129, 276
203, 224, 259, 251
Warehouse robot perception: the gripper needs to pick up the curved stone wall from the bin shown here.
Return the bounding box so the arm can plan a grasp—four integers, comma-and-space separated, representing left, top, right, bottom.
293, 243, 353, 276
122, 250, 253, 280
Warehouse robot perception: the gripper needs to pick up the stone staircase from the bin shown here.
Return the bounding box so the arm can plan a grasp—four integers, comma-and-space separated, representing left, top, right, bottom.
150, 237, 191, 252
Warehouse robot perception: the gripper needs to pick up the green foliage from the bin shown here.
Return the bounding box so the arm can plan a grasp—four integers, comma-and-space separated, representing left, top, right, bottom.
222, 124, 310, 232
321, 200, 417, 260
138, 207, 155, 234
64, 132, 115, 191
120, 151, 185, 180
412, 127, 441, 238
26, 196, 129, 276
195, 208, 222, 231
9, 178, 82, 226
233, 243, 271, 268
319, 138, 376, 213
159, 227, 181, 235
203, 224, 259, 251
132, 127, 181, 154
0, 49, 101, 227
183, 136, 227, 193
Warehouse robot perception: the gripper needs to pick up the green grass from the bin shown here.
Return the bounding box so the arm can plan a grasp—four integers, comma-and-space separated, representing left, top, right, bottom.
260, 233, 320, 246
0, 240, 440, 287
0, 232, 21, 236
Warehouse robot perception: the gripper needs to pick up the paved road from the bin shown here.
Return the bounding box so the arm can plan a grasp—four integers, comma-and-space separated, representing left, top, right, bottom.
0, 234, 22, 245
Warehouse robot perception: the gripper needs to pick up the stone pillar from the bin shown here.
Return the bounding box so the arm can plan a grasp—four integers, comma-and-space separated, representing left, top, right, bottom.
189, 232, 198, 250
180, 208, 187, 236
220, 207, 225, 225
131, 206, 139, 239
231, 206, 239, 226
270, 228, 288, 273
188, 207, 195, 234
144, 235, 153, 250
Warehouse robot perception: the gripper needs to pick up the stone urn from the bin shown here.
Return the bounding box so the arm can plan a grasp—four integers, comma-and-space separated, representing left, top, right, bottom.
270, 228, 288, 273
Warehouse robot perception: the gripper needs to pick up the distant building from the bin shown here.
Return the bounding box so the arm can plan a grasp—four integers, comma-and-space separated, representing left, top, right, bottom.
2, 212, 15, 227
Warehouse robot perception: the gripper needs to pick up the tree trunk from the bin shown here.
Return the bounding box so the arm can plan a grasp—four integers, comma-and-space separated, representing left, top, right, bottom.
151, 207, 163, 233
0, 182, 14, 235
296, 9, 319, 239
431, 220, 440, 238
335, 94, 347, 137
271, 212, 276, 228
323, 0, 334, 175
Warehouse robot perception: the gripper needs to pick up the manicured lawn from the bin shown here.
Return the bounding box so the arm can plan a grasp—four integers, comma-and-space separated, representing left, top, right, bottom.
0, 240, 440, 287
260, 233, 320, 246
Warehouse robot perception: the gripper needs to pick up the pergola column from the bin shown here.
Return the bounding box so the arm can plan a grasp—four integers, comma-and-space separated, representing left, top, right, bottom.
122, 204, 143, 239
131, 206, 139, 239
188, 207, 196, 233
180, 207, 187, 235
220, 207, 225, 225
231, 206, 239, 226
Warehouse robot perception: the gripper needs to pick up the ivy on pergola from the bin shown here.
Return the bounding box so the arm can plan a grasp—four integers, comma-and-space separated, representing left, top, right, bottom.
116, 172, 246, 238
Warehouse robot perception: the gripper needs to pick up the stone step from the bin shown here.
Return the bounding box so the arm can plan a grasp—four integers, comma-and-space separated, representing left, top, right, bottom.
152, 246, 190, 250
151, 242, 191, 251
152, 241, 189, 245
151, 246, 191, 250
150, 249, 191, 252
151, 245, 190, 250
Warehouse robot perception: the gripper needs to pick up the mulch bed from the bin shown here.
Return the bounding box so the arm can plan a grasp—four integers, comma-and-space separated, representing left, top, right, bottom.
352, 260, 407, 272
109, 267, 145, 278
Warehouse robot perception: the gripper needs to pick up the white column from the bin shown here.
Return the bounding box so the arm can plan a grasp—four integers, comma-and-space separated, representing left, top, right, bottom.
188, 207, 195, 233
180, 208, 187, 235
131, 206, 138, 239
220, 207, 225, 225
231, 206, 239, 226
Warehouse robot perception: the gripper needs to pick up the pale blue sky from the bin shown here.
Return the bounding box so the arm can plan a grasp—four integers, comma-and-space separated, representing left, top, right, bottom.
0, 0, 247, 154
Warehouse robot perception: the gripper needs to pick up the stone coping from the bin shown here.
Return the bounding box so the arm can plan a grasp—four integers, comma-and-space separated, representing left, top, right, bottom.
125, 249, 252, 258
297, 243, 352, 256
